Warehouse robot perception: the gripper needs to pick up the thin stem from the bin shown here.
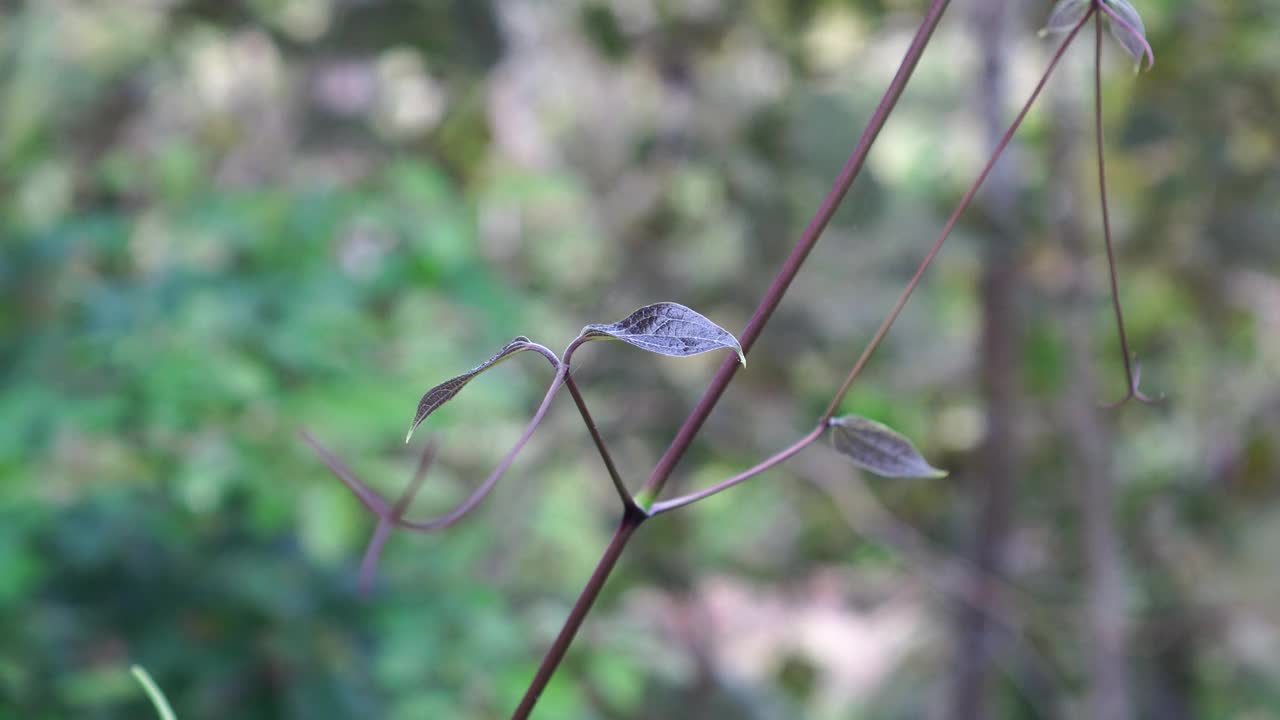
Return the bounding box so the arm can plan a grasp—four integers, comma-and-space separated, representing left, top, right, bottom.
820, 6, 1094, 422
511, 513, 644, 720
358, 521, 395, 593
649, 424, 825, 515
300, 430, 390, 517
564, 374, 638, 512
561, 336, 642, 512
1094, 10, 1154, 406
637, 0, 955, 506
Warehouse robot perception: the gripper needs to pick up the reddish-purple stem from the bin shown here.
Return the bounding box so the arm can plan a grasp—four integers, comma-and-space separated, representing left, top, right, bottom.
300, 431, 390, 517
358, 439, 438, 594
564, 375, 638, 512
649, 424, 826, 515
1094, 11, 1155, 406
509, 514, 643, 720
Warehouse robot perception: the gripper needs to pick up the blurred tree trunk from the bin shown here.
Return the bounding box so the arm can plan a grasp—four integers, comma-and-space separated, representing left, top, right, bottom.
1051, 75, 1135, 720
948, 0, 1021, 717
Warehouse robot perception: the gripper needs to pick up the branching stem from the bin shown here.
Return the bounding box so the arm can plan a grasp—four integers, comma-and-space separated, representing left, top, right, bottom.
308, 2, 1146, 717
358, 439, 437, 594
511, 1, 955, 715
633, 0, 956, 508
651, 6, 1092, 528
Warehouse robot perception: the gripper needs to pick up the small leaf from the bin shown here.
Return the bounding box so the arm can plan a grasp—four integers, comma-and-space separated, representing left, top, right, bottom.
1102, 0, 1154, 71
829, 415, 947, 479
406, 336, 539, 442
1039, 0, 1090, 37
580, 302, 745, 366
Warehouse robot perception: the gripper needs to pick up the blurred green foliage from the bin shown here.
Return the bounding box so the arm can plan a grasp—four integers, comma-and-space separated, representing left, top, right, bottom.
1, 0, 1278, 718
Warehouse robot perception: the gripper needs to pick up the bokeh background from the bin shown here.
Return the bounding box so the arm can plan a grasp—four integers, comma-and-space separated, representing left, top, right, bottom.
2, 0, 1277, 718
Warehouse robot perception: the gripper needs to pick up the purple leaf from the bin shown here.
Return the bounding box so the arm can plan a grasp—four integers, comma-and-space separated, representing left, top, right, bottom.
407, 336, 540, 443
829, 415, 947, 479
1101, 0, 1155, 71
1039, 0, 1090, 37
581, 302, 745, 366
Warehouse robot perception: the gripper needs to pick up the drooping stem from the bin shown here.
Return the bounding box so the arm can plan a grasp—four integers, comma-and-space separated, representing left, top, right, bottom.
1093, 9, 1153, 406
821, 6, 1094, 421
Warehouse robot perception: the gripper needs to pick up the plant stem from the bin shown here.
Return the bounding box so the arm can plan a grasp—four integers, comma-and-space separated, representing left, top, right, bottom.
822, 6, 1094, 422
1093, 8, 1152, 406
564, 375, 638, 512
649, 423, 826, 515
358, 439, 438, 593
511, 511, 645, 720
511, 1, 955, 715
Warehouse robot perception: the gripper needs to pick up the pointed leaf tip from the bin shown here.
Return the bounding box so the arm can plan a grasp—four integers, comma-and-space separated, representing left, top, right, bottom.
406, 336, 540, 442
829, 415, 947, 479
580, 302, 745, 365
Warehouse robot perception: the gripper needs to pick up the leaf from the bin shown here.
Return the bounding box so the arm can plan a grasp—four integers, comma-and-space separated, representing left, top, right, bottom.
580, 302, 746, 366
406, 336, 540, 442
1102, 0, 1154, 71
131, 665, 178, 720
829, 415, 947, 479
1039, 0, 1090, 37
